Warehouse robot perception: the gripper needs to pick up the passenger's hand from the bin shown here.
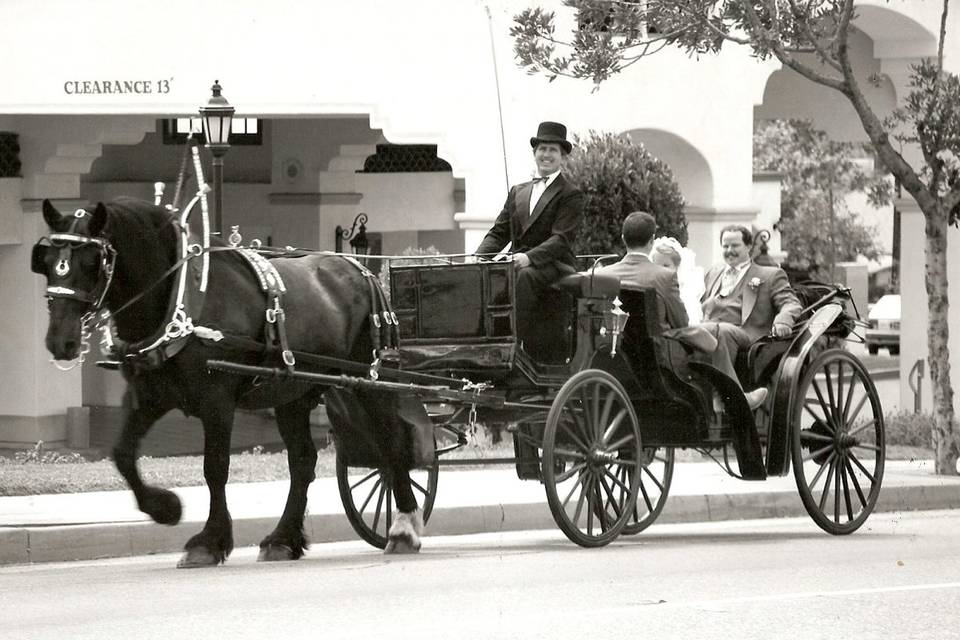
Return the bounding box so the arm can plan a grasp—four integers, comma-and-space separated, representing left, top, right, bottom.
772, 322, 791, 338
513, 253, 531, 269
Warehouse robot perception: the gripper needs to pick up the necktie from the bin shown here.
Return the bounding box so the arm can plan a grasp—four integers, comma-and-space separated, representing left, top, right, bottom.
719, 266, 738, 297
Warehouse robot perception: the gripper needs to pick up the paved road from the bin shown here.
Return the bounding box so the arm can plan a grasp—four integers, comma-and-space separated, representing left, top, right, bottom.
3, 510, 958, 640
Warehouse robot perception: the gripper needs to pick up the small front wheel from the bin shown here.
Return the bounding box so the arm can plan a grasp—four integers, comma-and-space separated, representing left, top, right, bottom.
542, 369, 642, 547
791, 349, 884, 535
336, 458, 439, 549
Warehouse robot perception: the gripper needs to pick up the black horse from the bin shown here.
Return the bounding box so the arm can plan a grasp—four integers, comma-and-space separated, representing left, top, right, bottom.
32, 197, 424, 566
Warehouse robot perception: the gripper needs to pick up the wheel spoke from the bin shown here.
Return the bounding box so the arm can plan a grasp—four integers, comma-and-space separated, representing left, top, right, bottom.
823, 363, 840, 427
844, 458, 868, 508
569, 402, 592, 445
851, 442, 882, 453
410, 476, 429, 498
601, 408, 628, 445
843, 394, 870, 431
848, 451, 877, 484
563, 470, 588, 511
371, 482, 386, 532
602, 466, 633, 495
818, 456, 837, 511
554, 447, 588, 461
803, 443, 834, 463
840, 458, 854, 521
803, 400, 830, 427
598, 389, 616, 438
840, 371, 859, 427
386, 489, 393, 533
358, 476, 383, 514
833, 459, 842, 523
810, 380, 838, 432
801, 430, 834, 443
598, 474, 622, 522
556, 461, 588, 483
606, 431, 636, 452
637, 472, 654, 512
807, 449, 837, 491
350, 468, 380, 491
847, 418, 876, 438
557, 417, 591, 453
641, 464, 666, 493
585, 475, 596, 535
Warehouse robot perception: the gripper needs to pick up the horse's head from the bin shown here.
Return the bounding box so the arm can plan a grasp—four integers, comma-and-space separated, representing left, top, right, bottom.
31, 199, 115, 361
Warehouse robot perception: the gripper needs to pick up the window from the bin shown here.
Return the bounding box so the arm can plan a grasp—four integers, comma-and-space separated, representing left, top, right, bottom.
161, 117, 263, 145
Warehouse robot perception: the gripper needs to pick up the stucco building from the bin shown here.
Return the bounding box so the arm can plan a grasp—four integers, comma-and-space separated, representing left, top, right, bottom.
0, 0, 955, 448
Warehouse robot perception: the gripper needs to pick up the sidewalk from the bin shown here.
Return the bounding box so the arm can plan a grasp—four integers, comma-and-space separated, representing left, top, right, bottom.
2, 459, 959, 565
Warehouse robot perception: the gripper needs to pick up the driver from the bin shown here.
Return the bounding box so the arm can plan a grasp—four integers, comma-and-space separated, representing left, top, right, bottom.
475, 121, 584, 361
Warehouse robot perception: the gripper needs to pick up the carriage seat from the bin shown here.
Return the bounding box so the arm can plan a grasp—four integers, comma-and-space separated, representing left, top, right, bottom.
553, 270, 622, 299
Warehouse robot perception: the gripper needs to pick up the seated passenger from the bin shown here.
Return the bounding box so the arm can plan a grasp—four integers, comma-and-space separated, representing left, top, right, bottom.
650, 235, 705, 325
597, 212, 716, 355
700, 225, 802, 409
474, 121, 584, 361
595, 211, 687, 332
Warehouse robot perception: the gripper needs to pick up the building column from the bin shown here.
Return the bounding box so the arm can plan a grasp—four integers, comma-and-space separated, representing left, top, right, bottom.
0, 192, 86, 448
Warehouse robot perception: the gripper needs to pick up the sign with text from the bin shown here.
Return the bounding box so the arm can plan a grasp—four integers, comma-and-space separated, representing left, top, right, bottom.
63, 78, 173, 95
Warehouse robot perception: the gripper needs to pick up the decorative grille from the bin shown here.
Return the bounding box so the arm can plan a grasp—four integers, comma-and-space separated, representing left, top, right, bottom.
360, 144, 451, 173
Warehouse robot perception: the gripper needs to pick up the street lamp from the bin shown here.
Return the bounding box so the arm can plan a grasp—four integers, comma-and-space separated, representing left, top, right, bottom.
335, 213, 369, 256
199, 80, 234, 233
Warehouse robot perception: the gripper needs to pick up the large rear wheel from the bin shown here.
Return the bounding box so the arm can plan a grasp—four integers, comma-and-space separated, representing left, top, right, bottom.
791, 349, 885, 535
542, 369, 643, 547
336, 458, 439, 549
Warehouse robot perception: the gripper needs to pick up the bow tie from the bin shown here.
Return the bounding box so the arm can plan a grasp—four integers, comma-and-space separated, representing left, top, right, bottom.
532, 176, 550, 184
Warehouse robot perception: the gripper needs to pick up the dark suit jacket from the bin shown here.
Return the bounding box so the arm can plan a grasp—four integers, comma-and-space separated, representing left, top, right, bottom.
701, 262, 802, 341
476, 173, 583, 269
595, 253, 688, 332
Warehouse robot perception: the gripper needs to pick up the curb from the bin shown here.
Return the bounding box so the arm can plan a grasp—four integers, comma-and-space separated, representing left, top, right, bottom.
3, 483, 959, 566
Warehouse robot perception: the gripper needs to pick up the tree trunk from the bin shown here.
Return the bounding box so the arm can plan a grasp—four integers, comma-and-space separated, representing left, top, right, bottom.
923, 205, 960, 475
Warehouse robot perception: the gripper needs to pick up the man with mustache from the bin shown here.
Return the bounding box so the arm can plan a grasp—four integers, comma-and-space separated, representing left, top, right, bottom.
700, 225, 802, 409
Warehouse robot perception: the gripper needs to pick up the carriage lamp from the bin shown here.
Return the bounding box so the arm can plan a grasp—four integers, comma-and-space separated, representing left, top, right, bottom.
335, 213, 370, 256
600, 296, 630, 356
199, 80, 234, 234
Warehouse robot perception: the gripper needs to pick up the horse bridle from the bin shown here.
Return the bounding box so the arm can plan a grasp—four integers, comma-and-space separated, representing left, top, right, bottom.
31, 209, 117, 311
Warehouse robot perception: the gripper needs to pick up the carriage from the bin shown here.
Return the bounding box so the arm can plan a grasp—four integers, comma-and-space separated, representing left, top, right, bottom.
210, 254, 885, 548
31, 144, 884, 562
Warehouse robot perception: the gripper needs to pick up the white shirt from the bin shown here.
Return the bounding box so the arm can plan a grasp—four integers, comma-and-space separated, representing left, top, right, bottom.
530, 170, 561, 216
715, 259, 752, 297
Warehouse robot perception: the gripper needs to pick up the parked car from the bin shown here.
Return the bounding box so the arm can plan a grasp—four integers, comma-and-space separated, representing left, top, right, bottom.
866, 294, 900, 356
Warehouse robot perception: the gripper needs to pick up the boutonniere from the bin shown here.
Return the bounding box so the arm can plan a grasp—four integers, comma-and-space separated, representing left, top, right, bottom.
748, 277, 762, 290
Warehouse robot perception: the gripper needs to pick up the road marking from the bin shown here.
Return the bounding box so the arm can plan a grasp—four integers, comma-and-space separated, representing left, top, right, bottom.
623, 582, 960, 610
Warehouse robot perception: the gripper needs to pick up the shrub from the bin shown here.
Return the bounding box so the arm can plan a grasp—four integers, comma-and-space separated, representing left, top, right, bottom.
10, 441, 87, 464
564, 130, 687, 255
884, 411, 939, 448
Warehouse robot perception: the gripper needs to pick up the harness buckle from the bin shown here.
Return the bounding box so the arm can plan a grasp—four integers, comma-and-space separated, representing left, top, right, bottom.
282, 350, 296, 367
369, 356, 381, 380
372, 313, 381, 329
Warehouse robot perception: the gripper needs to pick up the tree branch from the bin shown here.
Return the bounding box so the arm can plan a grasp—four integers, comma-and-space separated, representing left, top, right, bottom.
832, 0, 935, 211
788, 0, 842, 72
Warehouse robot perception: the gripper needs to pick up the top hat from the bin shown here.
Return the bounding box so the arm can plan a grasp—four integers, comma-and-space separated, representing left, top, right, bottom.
530, 121, 572, 154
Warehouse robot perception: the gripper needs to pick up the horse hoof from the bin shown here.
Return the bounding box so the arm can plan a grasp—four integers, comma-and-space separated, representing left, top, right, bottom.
140, 488, 182, 526
257, 544, 295, 562
384, 535, 421, 555
177, 547, 221, 568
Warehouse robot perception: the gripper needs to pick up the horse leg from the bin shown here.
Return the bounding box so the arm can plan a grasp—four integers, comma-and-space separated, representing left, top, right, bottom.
384, 470, 423, 554
178, 409, 235, 568
258, 396, 317, 562
113, 401, 182, 526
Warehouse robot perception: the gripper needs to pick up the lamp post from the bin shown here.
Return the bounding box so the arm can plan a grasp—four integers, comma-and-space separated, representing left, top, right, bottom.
335, 213, 369, 257
199, 80, 234, 233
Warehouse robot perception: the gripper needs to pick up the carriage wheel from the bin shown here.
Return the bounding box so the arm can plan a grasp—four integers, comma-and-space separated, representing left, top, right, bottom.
542, 369, 643, 547
791, 349, 885, 535
336, 458, 439, 549
620, 447, 675, 535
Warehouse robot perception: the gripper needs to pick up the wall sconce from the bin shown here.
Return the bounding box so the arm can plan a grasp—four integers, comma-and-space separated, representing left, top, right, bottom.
335, 213, 369, 255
